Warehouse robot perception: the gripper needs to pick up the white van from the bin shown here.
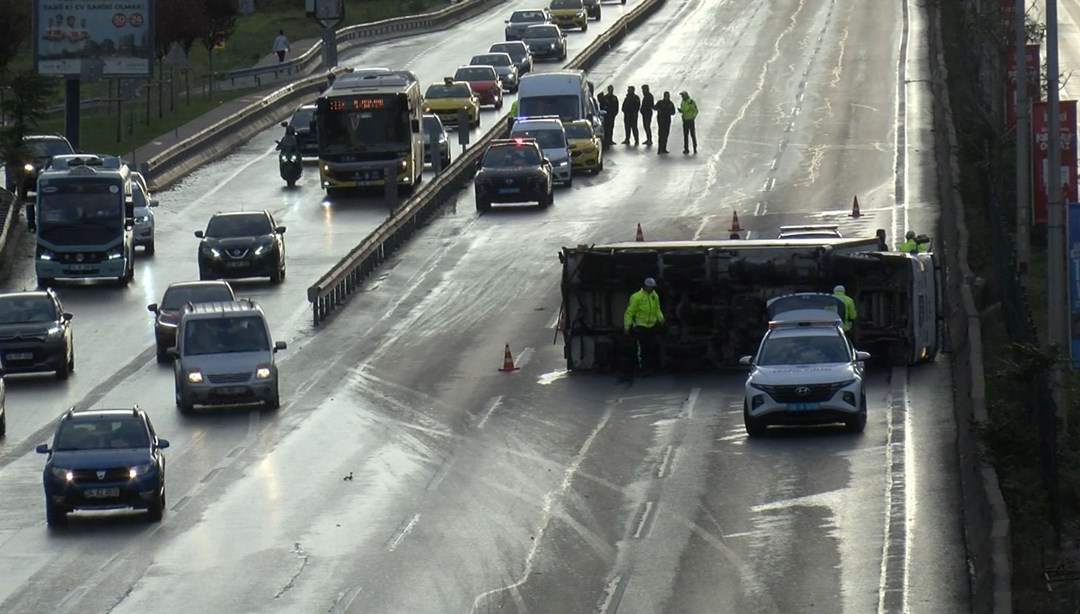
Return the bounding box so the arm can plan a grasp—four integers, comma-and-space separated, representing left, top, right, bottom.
516, 70, 604, 136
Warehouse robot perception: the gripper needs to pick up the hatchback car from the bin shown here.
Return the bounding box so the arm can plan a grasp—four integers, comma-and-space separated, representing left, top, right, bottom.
422, 79, 481, 129
0, 290, 74, 379
170, 300, 287, 413
422, 114, 452, 169
4, 134, 75, 200
148, 280, 237, 363
453, 65, 503, 108
549, 0, 588, 31
504, 8, 549, 40
36, 406, 170, 526
130, 177, 159, 255
195, 211, 287, 283
489, 41, 534, 76
470, 52, 520, 92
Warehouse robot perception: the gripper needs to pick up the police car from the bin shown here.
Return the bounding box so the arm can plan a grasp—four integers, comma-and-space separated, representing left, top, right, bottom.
739, 319, 870, 436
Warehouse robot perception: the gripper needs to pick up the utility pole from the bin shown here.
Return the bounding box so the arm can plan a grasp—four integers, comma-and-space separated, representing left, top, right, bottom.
1015, 0, 1031, 273
1045, 0, 1069, 427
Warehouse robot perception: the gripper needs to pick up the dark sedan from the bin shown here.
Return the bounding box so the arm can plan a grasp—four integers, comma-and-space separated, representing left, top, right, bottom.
195, 211, 287, 283
283, 104, 318, 157
489, 41, 534, 76
423, 115, 452, 168
474, 138, 554, 211
521, 24, 567, 61
504, 9, 549, 40
0, 289, 74, 380
147, 280, 237, 363
470, 52, 520, 92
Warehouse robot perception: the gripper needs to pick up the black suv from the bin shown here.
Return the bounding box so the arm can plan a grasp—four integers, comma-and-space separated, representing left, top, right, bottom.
195, 211, 287, 283
3, 134, 75, 200
36, 406, 170, 526
0, 290, 75, 379
474, 138, 554, 211
283, 103, 318, 157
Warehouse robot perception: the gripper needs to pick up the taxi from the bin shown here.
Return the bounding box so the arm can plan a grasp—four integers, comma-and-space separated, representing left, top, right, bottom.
422, 78, 481, 129
548, 0, 588, 32
564, 119, 603, 174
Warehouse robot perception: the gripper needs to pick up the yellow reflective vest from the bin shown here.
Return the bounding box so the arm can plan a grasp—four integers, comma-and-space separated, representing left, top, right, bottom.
678, 98, 698, 121
624, 289, 664, 328
834, 290, 857, 331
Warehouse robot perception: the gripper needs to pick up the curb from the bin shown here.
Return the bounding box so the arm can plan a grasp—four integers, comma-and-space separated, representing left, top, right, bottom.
928, 3, 1012, 613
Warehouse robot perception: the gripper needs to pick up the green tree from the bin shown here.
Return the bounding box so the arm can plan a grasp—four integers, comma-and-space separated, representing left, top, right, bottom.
201, 0, 240, 95
0, 0, 32, 79
0, 72, 56, 198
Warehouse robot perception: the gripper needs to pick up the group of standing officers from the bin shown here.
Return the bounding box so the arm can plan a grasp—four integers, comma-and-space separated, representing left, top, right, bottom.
596, 85, 699, 155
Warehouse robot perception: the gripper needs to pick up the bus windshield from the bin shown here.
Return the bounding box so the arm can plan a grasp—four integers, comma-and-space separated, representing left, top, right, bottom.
318, 93, 411, 155
37, 178, 124, 245
519, 95, 579, 121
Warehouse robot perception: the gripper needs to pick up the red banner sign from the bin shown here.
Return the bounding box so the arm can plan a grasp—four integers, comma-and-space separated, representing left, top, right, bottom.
1005, 44, 1041, 130
1032, 100, 1079, 225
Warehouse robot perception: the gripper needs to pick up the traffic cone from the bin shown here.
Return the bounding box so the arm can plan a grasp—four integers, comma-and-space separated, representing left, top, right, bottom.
729, 211, 742, 232
850, 195, 861, 217
498, 343, 520, 372
635, 223, 644, 242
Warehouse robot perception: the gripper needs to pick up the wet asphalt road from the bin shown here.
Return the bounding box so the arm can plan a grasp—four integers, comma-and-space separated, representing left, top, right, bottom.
0, 0, 972, 612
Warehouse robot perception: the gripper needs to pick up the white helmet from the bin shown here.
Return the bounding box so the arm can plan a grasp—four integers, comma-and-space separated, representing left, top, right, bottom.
834, 285, 845, 294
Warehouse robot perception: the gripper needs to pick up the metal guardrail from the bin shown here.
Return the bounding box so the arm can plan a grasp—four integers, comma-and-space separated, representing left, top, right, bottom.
306, 0, 669, 326
217, 0, 506, 86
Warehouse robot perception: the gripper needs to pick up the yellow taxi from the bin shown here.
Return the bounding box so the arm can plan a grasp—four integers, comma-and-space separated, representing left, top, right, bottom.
564, 119, 603, 174
422, 78, 481, 129
548, 0, 588, 32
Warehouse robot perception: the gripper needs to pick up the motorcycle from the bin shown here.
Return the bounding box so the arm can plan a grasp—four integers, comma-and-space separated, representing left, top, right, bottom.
276, 144, 302, 187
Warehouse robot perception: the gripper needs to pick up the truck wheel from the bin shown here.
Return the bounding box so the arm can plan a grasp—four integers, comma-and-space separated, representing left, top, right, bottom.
743, 403, 767, 438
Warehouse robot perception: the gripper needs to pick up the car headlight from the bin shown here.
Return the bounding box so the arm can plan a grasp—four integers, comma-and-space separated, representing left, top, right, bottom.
106, 248, 123, 260
129, 463, 154, 479
23, 163, 35, 173
187, 371, 203, 383
253, 243, 273, 256
37, 248, 54, 261
255, 366, 271, 379
133, 215, 149, 224
837, 378, 857, 388
45, 325, 63, 339
556, 159, 569, 167
203, 246, 223, 258
50, 467, 74, 481
577, 10, 585, 16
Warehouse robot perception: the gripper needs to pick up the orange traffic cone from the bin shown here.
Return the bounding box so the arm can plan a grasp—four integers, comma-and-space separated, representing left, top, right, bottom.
729, 211, 742, 232
850, 195, 861, 217
635, 223, 644, 242
498, 343, 520, 372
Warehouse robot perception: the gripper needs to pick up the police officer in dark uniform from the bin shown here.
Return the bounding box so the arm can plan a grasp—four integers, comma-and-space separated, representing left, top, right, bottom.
599, 85, 619, 149
640, 84, 655, 146
621, 86, 641, 146
654, 91, 677, 154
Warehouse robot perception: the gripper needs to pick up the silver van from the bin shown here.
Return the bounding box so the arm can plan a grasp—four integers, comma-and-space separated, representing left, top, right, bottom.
170, 300, 286, 414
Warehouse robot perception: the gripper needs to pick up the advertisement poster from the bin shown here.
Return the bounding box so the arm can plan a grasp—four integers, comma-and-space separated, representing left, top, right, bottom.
1032, 100, 1079, 225
1004, 44, 1040, 131
1068, 202, 1080, 368
34, 0, 153, 77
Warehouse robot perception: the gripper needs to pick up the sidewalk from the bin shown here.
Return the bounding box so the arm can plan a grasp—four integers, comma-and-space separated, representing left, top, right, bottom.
125, 38, 325, 169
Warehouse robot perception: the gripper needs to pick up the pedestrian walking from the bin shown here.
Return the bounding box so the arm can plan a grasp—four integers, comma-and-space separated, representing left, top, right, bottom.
599, 85, 619, 149
640, 85, 655, 146
622, 86, 641, 145
654, 91, 676, 154
678, 91, 698, 154
273, 30, 290, 63
623, 277, 665, 378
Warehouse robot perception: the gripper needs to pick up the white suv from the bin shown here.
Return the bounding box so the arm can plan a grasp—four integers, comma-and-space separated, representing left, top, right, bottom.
170, 300, 286, 414
510, 117, 573, 186
739, 320, 869, 436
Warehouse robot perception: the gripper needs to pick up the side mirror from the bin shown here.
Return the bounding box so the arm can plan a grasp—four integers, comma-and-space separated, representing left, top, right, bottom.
275, 226, 287, 234
280, 121, 288, 128
157, 438, 170, 449
149, 199, 160, 208
194, 230, 205, 238
738, 356, 753, 366
166, 347, 178, 358
274, 341, 287, 352
62, 312, 73, 322
147, 303, 158, 313
35, 444, 50, 454
855, 351, 871, 361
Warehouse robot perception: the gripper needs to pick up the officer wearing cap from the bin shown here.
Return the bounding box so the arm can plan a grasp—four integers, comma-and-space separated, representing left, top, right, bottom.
833, 284, 857, 332
624, 277, 665, 375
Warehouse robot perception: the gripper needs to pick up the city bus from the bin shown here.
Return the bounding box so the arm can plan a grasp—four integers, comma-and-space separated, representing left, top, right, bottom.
315, 72, 425, 197
33, 155, 135, 287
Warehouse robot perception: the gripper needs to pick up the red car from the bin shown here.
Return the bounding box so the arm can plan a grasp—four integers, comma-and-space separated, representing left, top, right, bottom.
453, 65, 503, 109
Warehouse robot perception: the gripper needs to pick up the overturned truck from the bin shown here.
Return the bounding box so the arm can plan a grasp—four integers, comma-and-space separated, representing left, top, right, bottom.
559, 238, 941, 370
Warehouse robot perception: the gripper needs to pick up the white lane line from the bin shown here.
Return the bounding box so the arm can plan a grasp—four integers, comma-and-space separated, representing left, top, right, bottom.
514, 346, 535, 369
387, 513, 421, 552
477, 395, 504, 429
682, 387, 700, 418
190, 146, 275, 208
655, 445, 674, 478
632, 500, 656, 538
597, 574, 631, 614
425, 456, 455, 492
877, 367, 911, 614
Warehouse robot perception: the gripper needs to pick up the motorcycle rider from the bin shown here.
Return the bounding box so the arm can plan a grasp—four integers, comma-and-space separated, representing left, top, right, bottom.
277, 125, 300, 156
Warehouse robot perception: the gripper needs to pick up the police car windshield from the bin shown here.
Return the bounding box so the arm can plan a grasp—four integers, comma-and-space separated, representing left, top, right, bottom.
0, 296, 57, 324
455, 67, 496, 81
472, 54, 510, 67
205, 214, 272, 238
563, 123, 591, 139
55, 418, 149, 451
484, 146, 541, 167
511, 10, 546, 21
756, 335, 850, 366
183, 316, 270, 355
161, 285, 235, 310
523, 25, 559, 38
426, 84, 470, 98
514, 129, 565, 149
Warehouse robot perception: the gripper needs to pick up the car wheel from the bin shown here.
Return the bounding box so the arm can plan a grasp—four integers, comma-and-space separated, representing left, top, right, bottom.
0, 410, 6, 438
475, 197, 491, 212
541, 189, 553, 208
198, 268, 212, 281
442, 153, 452, 168
565, 174, 573, 188
55, 350, 71, 381
582, 22, 588, 32
266, 384, 281, 410
37, 277, 54, 289
743, 402, 767, 437
145, 240, 155, 256
270, 263, 285, 284
46, 500, 67, 527
495, 96, 504, 110
597, 9, 602, 19
146, 492, 164, 522
156, 344, 170, 364
176, 386, 194, 415
67, 345, 74, 373
844, 396, 868, 434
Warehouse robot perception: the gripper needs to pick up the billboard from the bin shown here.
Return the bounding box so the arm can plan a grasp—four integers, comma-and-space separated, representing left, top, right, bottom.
34, 0, 154, 78
1032, 100, 1079, 225
1004, 44, 1040, 131
1068, 202, 1080, 368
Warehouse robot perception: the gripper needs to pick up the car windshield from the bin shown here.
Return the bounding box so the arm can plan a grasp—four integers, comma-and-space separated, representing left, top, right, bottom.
551, 0, 582, 8
768, 295, 844, 320
756, 335, 851, 366
511, 10, 546, 21
426, 84, 471, 98
183, 316, 270, 355
472, 54, 511, 67
524, 26, 559, 38
513, 128, 566, 149
290, 108, 315, 129
422, 116, 443, 134
455, 67, 496, 81
564, 123, 591, 139
27, 139, 73, 158
491, 44, 527, 60
54, 418, 149, 451
205, 214, 272, 238
130, 183, 148, 208
484, 146, 541, 167
161, 285, 235, 310
0, 296, 57, 324
518, 95, 579, 121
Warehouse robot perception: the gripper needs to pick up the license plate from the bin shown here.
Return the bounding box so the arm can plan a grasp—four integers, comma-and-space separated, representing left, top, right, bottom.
217, 386, 247, 395
84, 488, 120, 499
5, 352, 31, 360
787, 402, 820, 411
499, 188, 520, 194
226, 261, 248, 268
67, 264, 95, 272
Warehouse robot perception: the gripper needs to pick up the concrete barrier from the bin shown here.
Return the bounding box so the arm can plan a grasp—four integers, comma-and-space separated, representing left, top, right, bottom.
306, 0, 670, 325
928, 4, 1012, 614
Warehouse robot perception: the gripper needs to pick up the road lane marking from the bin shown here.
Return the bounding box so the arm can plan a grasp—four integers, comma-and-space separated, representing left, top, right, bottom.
681, 387, 700, 418
598, 574, 631, 614
513, 347, 534, 369
655, 445, 674, 478
425, 456, 455, 492
477, 395, 504, 429
877, 367, 911, 614
386, 513, 421, 552
632, 500, 656, 538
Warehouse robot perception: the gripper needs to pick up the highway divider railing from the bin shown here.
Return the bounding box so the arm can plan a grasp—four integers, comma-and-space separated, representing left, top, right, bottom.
216, 0, 507, 87
306, 0, 669, 326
